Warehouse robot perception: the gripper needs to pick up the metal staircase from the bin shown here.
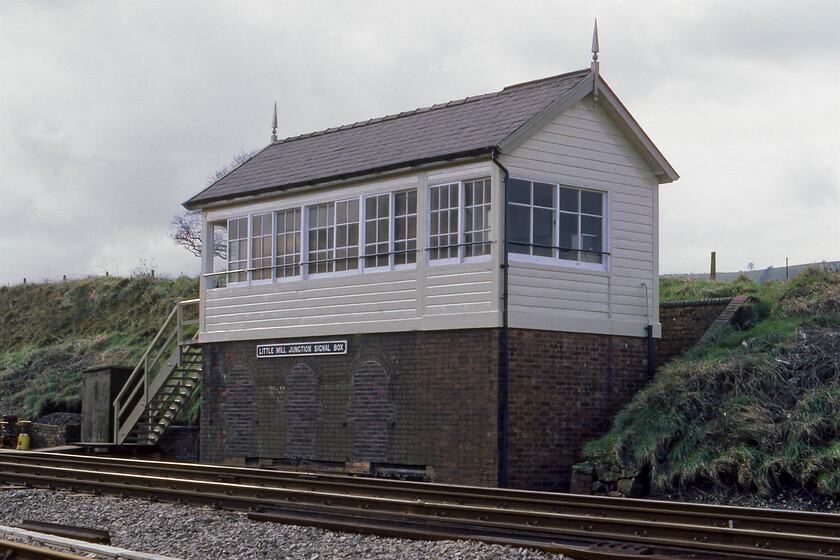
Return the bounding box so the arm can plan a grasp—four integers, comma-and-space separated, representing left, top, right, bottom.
113, 299, 201, 445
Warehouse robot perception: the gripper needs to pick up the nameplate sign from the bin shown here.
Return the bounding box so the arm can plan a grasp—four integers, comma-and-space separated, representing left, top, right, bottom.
256, 340, 348, 358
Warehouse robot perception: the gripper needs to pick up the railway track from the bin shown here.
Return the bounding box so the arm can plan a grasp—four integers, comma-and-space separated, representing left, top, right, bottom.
1, 449, 838, 559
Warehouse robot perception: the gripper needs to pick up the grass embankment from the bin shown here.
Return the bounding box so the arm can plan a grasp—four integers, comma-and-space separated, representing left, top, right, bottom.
584, 266, 840, 497
0, 276, 198, 419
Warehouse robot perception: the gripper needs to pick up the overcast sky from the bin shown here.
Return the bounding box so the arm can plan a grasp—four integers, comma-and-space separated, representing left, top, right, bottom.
1, 0, 838, 285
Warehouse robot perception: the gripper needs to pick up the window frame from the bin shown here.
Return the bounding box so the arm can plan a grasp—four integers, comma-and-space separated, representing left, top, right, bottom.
250, 212, 274, 284
507, 177, 608, 271
275, 208, 301, 280
226, 216, 249, 285
216, 187, 422, 286
427, 177, 493, 265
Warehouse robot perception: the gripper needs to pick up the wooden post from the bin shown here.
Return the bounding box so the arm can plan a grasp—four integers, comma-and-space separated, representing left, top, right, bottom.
23, 278, 26, 284
786, 257, 789, 280
151, 269, 155, 279
105, 271, 109, 277
710, 251, 716, 282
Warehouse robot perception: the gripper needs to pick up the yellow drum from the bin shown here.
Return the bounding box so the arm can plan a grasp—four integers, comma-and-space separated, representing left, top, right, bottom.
16, 433, 30, 450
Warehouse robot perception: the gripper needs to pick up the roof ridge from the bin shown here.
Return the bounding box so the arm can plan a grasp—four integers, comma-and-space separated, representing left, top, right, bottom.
277, 69, 591, 145
500, 68, 590, 92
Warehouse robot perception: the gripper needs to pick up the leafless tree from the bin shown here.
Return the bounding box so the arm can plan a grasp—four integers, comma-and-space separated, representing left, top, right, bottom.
170, 149, 260, 258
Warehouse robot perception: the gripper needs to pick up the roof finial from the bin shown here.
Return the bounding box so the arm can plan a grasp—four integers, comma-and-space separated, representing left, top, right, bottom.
271, 102, 278, 143
591, 19, 600, 106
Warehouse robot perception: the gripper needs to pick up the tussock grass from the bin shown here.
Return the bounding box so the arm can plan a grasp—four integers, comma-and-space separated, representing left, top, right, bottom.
0, 276, 198, 418
585, 266, 840, 497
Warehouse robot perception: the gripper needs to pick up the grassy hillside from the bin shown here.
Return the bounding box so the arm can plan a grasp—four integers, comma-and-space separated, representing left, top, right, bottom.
584, 266, 840, 497
0, 275, 198, 419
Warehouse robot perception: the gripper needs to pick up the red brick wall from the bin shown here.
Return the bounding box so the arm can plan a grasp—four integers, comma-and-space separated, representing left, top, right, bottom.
506, 330, 650, 491
658, 298, 731, 365
200, 330, 501, 486
200, 328, 652, 490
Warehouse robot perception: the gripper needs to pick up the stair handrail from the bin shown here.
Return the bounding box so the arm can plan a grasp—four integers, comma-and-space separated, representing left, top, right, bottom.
113, 298, 200, 443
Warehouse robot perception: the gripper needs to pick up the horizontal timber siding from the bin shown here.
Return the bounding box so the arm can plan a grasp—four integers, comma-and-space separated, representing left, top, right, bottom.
504, 95, 658, 337
202, 261, 498, 342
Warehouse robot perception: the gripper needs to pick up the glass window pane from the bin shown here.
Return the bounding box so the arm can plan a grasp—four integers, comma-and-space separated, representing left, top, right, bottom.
581, 215, 601, 237
581, 191, 602, 216
508, 178, 530, 204
559, 214, 579, 261
560, 188, 578, 212
407, 191, 416, 213
508, 205, 530, 254
533, 208, 554, 257
534, 182, 554, 208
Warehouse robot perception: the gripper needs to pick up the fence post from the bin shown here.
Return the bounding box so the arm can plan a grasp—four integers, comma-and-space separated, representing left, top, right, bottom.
710, 251, 717, 282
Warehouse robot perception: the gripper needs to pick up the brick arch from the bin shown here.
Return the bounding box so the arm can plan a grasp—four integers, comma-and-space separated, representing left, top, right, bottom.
283, 362, 322, 460
346, 360, 396, 463
222, 364, 256, 459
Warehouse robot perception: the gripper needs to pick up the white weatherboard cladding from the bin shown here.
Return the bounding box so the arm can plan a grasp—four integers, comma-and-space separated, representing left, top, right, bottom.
503, 95, 660, 338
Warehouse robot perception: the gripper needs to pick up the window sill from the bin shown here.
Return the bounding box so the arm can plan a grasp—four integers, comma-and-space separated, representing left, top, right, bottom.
508, 253, 609, 273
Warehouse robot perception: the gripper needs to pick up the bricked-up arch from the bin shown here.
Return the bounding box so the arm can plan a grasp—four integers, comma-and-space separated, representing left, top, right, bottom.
283, 363, 322, 460
347, 361, 395, 462
222, 365, 256, 458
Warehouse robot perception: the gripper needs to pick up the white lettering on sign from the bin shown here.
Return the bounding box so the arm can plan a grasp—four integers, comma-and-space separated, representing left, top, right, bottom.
256, 340, 348, 358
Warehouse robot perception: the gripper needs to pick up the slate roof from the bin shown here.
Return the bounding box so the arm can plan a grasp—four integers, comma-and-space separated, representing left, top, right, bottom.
185, 69, 591, 209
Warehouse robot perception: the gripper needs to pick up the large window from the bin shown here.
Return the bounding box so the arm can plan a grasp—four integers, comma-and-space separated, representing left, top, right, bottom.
428, 178, 492, 261
275, 209, 301, 278
308, 199, 359, 274
212, 186, 426, 287
251, 213, 273, 281
429, 182, 459, 260
393, 190, 417, 266
560, 187, 603, 263
508, 178, 604, 264
227, 217, 248, 283
364, 194, 390, 268
464, 178, 491, 257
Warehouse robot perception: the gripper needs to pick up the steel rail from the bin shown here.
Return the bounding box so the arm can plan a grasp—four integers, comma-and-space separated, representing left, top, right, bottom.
0, 538, 93, 560
0, 526, 182, 560
1, 450, 836, 538
1, 458, 837, 559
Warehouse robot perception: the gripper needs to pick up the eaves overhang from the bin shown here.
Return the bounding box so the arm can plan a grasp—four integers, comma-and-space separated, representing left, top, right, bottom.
183, 147, 496, 211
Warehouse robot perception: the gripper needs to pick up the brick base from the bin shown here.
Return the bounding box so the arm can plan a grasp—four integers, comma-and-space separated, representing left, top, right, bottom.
200, 328, 651, 489
506, 330, 650, 490
200, 330, 501, 486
